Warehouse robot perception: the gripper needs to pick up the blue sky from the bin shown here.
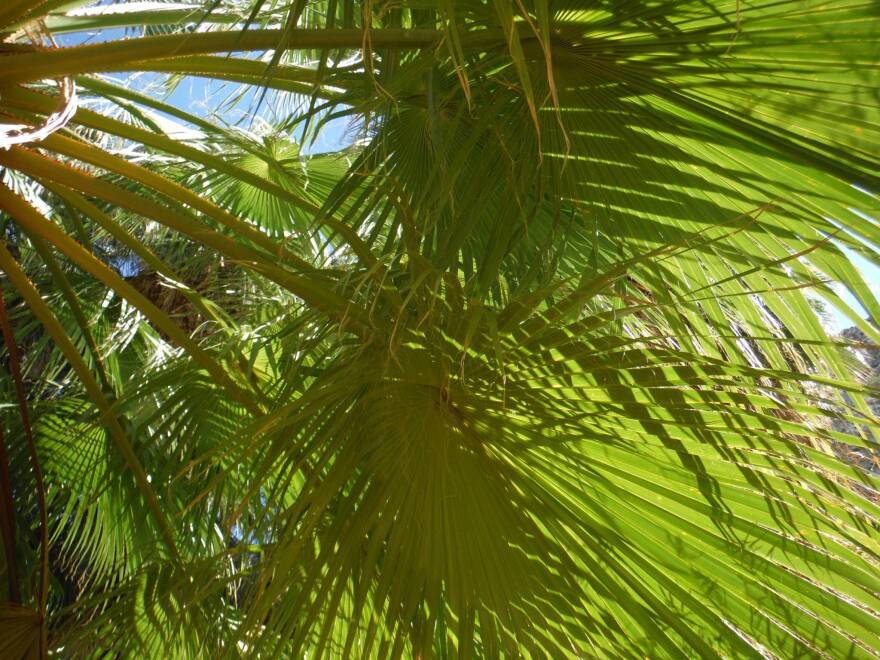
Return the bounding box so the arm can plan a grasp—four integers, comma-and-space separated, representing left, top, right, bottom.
155, 73, 355, 153
58, 27, 355, 153
829, 219, 880, 330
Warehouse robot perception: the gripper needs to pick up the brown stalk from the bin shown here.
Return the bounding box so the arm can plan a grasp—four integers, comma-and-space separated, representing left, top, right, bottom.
0, 282, 48, 656
0, 423, 20, 603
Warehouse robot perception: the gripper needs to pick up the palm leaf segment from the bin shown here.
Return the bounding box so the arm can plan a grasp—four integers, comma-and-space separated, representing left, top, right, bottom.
0, 0, 879, 657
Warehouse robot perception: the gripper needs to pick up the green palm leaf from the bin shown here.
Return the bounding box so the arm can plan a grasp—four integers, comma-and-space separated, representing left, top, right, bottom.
0, 1, 878, 657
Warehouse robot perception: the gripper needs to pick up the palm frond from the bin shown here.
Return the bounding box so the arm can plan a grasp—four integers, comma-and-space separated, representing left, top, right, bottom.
0, 1, 878, 656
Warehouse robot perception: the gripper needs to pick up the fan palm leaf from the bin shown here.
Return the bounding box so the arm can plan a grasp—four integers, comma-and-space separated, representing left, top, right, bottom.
0, 0, 878, 657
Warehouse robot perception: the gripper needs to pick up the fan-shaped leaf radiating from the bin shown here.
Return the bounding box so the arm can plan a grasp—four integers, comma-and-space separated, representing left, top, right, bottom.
0, 0, 878, 657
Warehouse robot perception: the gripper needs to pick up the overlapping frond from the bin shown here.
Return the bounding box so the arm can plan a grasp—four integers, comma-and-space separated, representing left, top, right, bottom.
0, 1, 878, 657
